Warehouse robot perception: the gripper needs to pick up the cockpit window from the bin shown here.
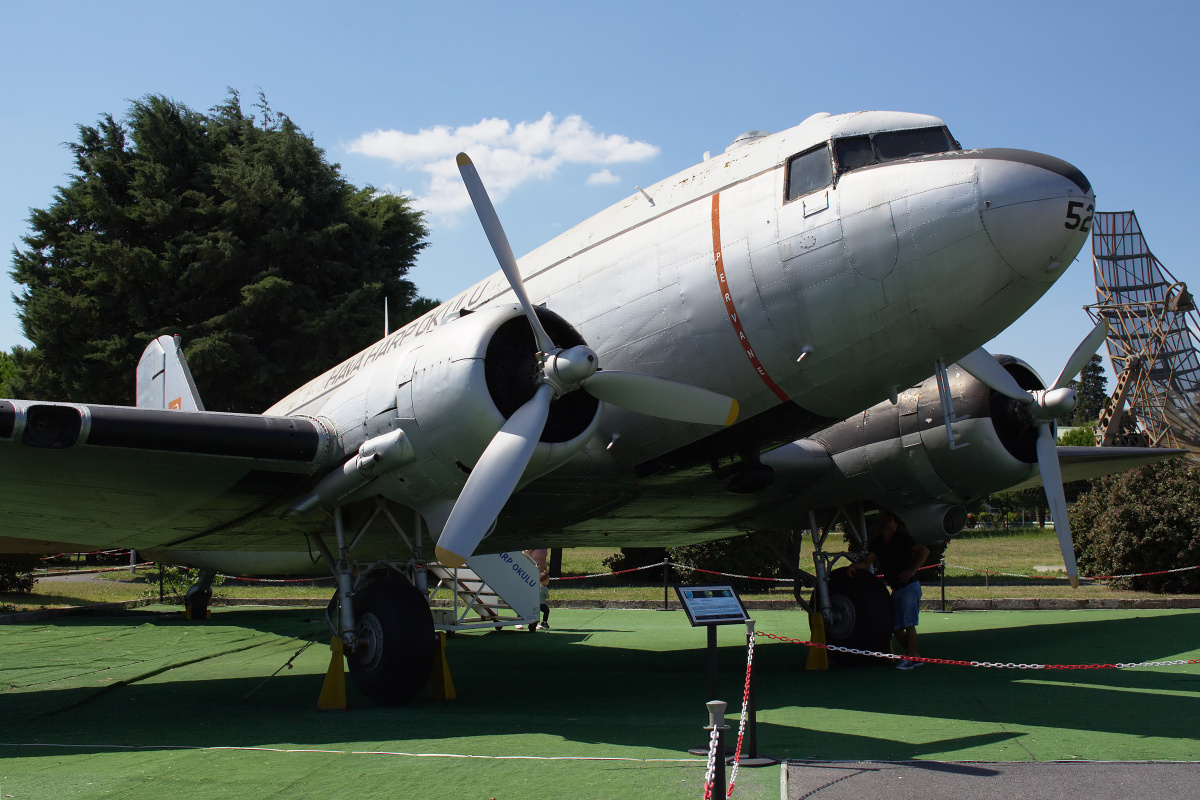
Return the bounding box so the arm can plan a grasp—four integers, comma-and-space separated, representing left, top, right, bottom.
831, 126, 959, 177
786, 144, 833, 202
874, 127, 955, 162
833, 136, 873, 172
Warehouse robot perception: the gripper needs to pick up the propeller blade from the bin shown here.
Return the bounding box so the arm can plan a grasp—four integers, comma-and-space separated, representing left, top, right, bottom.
957, 347, 1034, 403
582, 371, 739, 426
435, 383, 554, 568
457, 153, 555, 354
1051, 318, 1109, 391
1036, 423, 1080, 588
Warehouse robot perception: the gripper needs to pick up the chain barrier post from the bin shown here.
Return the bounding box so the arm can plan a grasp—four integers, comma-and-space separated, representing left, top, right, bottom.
737, 619, 778, 769
661, 555, 671, 611
702, 700, 727, 800
688, 624, 723, 757
940, 562, 947, 612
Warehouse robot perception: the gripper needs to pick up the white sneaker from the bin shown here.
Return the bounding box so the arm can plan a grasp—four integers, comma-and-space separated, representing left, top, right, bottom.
896, 659, 915, 670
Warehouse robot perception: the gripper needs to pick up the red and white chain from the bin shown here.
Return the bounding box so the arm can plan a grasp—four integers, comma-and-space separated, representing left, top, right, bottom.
700, 723, 720, 800
756, 630, 1200, 670
725, 633, 753, 796
550, 561, 667, 581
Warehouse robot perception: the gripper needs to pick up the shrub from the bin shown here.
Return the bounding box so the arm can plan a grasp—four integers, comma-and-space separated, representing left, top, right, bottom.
1072, 458, 1200, 593
145, 565, 225, 601
601, 548, 668, 581
667, 533, 788, 593
0, 554, 41, 594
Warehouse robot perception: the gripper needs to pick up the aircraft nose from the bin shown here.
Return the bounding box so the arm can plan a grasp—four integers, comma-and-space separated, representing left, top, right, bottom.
977, 149, 1094, 284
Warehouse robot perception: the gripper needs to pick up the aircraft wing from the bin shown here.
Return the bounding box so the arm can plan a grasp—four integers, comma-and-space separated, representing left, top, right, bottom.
0, 400, 331, 554
1002, 445, 1185, 491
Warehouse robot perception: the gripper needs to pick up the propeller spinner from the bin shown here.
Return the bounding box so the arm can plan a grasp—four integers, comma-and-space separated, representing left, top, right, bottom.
957, 318, 1109, 587
435, 155, 740, 567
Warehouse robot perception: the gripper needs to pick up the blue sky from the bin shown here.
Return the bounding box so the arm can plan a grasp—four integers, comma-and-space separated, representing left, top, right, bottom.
1, 0, 1195, 390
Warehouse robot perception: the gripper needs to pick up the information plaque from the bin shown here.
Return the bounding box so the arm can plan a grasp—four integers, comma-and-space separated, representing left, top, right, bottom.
674, 584, 749, 626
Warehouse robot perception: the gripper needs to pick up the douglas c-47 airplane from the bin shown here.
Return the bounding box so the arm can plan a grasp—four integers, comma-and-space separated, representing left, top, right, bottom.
0, 111, 1171, 703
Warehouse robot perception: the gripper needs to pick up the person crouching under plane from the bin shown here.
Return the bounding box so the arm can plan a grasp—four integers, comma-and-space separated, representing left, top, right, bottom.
848, 511, 930, 669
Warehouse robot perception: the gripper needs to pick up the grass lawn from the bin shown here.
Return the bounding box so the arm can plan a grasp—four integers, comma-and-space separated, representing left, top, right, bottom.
4, 527, 1196, 612
2, 606, 1199, 798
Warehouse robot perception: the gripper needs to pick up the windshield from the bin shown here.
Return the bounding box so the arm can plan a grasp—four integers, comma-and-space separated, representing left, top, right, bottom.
875, 127, 956, 162
833, 126, 958, 176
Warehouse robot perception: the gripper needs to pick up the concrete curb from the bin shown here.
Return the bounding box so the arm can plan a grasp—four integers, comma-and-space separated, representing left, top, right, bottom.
0, 597, 168, 624
932, 597, 1200, 610
5, 596, 1199, 625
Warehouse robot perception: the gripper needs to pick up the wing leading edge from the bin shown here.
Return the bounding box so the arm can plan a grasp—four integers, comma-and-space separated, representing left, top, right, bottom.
1004, 445, 1186, 491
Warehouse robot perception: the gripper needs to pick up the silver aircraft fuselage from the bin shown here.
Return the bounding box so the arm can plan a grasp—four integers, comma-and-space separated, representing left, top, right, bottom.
258, 111, 1091, 547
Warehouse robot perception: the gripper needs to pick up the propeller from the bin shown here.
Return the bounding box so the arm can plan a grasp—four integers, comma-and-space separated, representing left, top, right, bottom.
435, 155, 740, 567
956, 319, 1108, 587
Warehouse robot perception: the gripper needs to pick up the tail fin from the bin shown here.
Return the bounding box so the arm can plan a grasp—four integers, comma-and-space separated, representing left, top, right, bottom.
136, 335, 204, 411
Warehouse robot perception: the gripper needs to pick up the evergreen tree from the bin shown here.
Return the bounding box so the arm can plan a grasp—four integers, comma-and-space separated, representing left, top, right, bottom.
1073, 354, 1108, 425
9, 91, 429, 413
0, 351, 14, 397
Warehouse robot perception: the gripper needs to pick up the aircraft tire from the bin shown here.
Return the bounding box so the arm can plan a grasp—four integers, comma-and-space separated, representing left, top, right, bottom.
823, 567, 892, 665
347, 576, 435, 705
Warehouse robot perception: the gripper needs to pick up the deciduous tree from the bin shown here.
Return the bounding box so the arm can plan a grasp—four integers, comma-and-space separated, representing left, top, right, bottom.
1072, 458, 1200, 593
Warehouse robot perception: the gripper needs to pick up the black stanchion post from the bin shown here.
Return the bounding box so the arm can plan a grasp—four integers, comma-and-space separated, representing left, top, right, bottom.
706, 700, 728, 798
940, 562, 947, 612
661, 555, 671, 611
688, 625, 721, 757
738, 619, 778, 767
707, 624, 718, 700
158, 564, 164, 603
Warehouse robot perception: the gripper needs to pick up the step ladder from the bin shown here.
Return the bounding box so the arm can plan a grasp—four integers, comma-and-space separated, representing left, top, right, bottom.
427, 552, 540, 632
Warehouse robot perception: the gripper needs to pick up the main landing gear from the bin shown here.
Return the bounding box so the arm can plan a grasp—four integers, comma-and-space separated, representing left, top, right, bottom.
774, 504, 892, 664
311, 502, 435, 705
183, 568, 216, 620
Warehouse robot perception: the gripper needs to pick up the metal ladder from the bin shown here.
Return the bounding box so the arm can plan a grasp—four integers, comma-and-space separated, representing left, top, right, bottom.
426, 552, 540, 632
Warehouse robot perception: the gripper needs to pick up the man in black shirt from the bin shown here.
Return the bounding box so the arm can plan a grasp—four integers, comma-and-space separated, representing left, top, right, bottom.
848, 511, 930, 669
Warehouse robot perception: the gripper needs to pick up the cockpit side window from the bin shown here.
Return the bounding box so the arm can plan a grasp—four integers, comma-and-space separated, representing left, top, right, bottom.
834, 136, 874, 173
874, 127, 955, 162
786, 144, 833, 202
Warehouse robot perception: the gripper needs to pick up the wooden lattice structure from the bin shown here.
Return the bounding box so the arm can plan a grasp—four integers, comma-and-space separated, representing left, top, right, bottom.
1085, 211, 1200, 457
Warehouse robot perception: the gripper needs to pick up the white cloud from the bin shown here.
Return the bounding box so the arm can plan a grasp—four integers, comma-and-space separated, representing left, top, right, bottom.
586, 168, 621, 185
347, 113, 658, 215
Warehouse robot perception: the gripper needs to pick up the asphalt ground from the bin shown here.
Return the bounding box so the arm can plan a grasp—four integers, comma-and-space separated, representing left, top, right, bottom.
1, 606, 1198, 799
783, 759, 1200, 799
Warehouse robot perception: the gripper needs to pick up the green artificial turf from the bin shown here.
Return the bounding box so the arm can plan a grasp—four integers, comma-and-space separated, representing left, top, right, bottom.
1, 607, 1198, 798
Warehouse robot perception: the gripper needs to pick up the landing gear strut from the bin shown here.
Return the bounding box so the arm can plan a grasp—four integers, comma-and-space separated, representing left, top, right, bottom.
778, 505, 893, 664
311, 502, 435, 705
814, 507, 892, 663
183, 569, 216, 620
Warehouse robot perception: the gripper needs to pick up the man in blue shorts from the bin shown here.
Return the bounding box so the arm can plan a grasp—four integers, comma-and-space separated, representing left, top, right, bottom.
848, 511, 930, 670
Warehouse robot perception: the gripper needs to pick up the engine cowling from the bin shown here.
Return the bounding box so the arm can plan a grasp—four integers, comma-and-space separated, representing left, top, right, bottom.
313, 304, 603, 516
769, 355, 1049, 542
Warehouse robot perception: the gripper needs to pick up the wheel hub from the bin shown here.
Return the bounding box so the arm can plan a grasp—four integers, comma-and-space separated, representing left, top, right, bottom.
355, 612, 385, 670
826, 593, 857, 639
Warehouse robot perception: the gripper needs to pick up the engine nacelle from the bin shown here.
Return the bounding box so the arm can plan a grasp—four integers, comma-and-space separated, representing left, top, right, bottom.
764, 355, 1049, 542
312, 304, 603, 517
893, 503, 969, 545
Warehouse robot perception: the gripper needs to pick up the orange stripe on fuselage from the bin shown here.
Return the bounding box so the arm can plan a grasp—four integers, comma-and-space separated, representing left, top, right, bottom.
711, 193, 790, 403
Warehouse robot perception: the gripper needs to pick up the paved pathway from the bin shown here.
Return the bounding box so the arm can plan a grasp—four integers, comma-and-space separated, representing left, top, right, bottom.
785, 759, 1200, 799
